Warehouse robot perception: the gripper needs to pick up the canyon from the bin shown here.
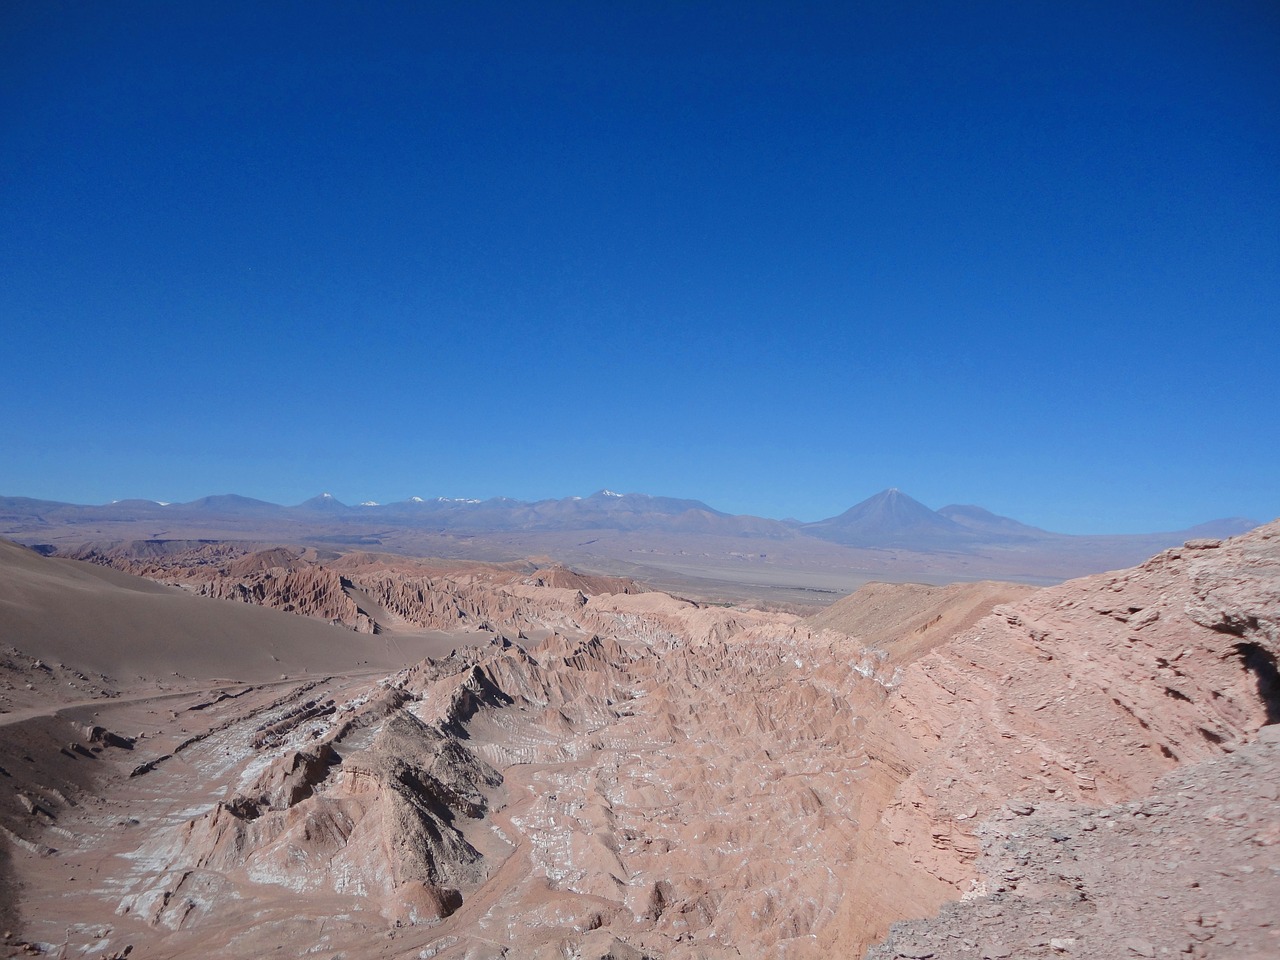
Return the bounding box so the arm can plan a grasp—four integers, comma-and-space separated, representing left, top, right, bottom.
0, 518, 1276, 959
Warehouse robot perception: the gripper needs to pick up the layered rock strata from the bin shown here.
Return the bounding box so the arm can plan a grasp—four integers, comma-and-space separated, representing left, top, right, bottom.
830, 522, 1280, 954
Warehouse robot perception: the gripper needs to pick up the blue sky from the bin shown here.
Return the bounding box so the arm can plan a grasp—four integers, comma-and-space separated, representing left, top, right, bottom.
2, 1, 1277, 533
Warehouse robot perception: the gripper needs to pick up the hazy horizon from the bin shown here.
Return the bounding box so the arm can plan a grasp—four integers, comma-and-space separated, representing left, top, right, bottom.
3, 3, 1277, 535
1, 482, 1266, 537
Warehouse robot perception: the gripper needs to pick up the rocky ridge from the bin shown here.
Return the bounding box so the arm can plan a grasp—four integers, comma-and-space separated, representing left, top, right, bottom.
64, 542, 650, 635
867, 731, 1280, 960
806, 580, 1038, 666
832, 522, 1280, 954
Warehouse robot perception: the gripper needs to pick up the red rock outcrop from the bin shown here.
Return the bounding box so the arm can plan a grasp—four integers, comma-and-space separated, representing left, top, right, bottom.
826, 521, 1280, 954
867, 730, 1280, 960
62, 543, 651, 636
192, 563, 377, 632
65, 542, 377, 631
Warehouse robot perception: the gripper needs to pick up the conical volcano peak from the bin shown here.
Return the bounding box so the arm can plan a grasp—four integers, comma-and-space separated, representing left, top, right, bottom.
844, 488, 940, 519
803, 488, 971, 549
297, 492, 349, 511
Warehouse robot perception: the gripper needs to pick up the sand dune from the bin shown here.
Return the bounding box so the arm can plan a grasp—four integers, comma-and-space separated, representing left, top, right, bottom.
0, 539, 480, 702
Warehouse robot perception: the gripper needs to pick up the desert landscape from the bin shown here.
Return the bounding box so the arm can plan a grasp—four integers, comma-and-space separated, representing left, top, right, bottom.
6, 3, 1276, 958
1, 513, 1276, 959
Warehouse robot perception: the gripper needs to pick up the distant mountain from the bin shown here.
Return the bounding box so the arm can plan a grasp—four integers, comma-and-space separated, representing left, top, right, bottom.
0, 495, 75, 517
804, 491, 1262, 554
936, 504, 1051, 542
0, 488, 1264, 580
362, 489, 786, 537
294, 493, 353, 513
803, 489, 979, 550
182, 494, 282, 514
1176, 517, 1259, 540
96, 489, 781, 537
0, 495, 174, 523
521, 490, 744, 533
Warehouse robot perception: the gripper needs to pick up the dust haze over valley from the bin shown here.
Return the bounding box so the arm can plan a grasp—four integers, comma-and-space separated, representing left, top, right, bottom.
4, 2, 1279, 959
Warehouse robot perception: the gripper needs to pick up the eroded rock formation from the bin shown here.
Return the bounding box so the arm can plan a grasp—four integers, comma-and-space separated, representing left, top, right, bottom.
829, 523, 1280, 954
64, 543, 651, 635
4, 522, 1277, 959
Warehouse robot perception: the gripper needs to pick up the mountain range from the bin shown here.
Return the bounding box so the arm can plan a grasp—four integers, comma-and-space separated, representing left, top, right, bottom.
0, 486, 1255, 551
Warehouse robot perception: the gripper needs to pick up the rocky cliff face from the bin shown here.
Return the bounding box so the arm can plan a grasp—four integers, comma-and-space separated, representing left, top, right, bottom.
194, 563, 378, 632
63, 544, 651, 635
867, 730, 1280, 960
65, 542, 378, 631
830, 523, 1280, 954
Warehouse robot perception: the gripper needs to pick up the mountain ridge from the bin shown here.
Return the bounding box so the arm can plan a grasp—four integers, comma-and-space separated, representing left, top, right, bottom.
0, 487, 1257, 542
0, 489, 1265, 588
801, 488, 979, 549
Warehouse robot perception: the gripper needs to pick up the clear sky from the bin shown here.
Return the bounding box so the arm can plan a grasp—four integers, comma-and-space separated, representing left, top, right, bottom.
2, 1, 1277, 533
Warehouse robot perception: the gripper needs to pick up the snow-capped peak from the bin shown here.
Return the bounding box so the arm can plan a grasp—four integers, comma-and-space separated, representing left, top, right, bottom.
320, 492, 333, 499
409, 496, 424, 503
360, 500, 378, 507
601, 489, 623, 498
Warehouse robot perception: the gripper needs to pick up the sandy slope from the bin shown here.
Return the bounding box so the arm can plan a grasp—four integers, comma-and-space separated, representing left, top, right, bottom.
806, 579, 1037, 666
0, 540, 497, 956
0, 539, 482, 706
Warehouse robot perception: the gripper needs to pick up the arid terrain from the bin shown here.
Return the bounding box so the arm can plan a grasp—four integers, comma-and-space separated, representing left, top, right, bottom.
0, 517, 1276, 959
7, 0, 1276, 955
